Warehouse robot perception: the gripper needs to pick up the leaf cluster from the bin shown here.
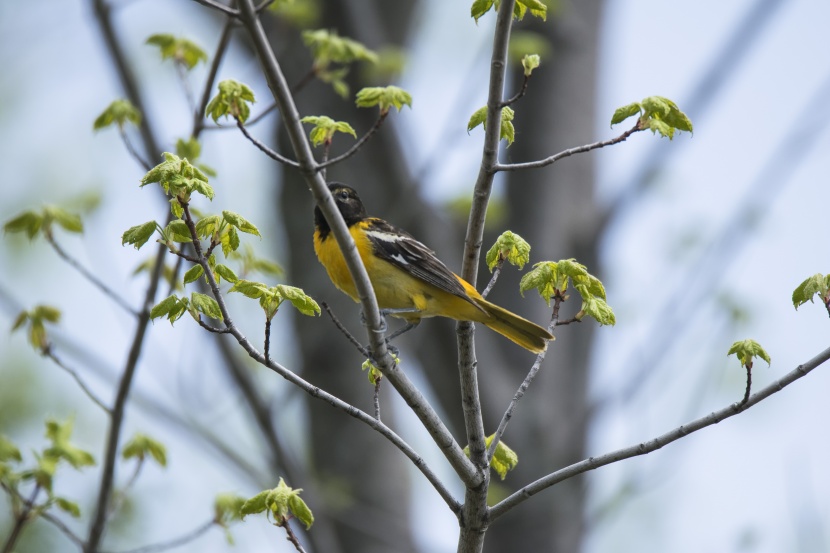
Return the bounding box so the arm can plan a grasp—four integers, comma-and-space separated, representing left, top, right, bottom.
241, 478, 314, 529
302, 29, 378, 97
792, 273, 830, 310
141, 152, 214, 208
467, 105, 515, 145
150, 292, 223, 324
301, 115, 356, 147
611, 96, 693, 139
122, 433, 167, 467
486, 231, 530, 271
355, 85, 413, 115
93, 99, 142, 131
205, 80, 256, 124
727, 339, 771, 370
520, 259, 615, 325
146, 34, 208, 70
11, 305, 61, 351
471, 0, 548, 23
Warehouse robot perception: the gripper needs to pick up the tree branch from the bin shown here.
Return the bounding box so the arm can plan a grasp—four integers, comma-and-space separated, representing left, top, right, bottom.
190, 0, 238, 17
44, 345, 112, 414
489, 344, 830, 520
235, 117, 300, 167
494, 123, 642, 172
192, 16, 235, 138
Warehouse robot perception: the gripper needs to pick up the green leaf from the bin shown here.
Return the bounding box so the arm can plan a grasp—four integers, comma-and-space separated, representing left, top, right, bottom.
471, 0, 495, 22
240, 490, 269, 517
55, 497, 82, 518
516, 0, 547, 20
122, 433, 168, 467
43, 418, 96, 470
146, 34, 208, 70
205, 80, 256, 124
612, 96, 693, 139
4, 210, 43, 239
488, 437, 518, 480
355, 86, 412, 114
467, 105, 515, 145
288, 494, 314, 530
222, 211, 261, 238
221, 226, 240, 257
301, 115, 357, 147
164, 220, 194, 243
0, 435, 21, 463
34, 305, 61, 323
792, 273, 830, 309
122, 221, 158, 250
486, 231, 531, 271
195, 214, 222, 240
182, 264, 204, 285
275, 285, 321, 317
302, 29, 378, 65
191, 292, 223, 321
519, 262, 558, 305
728, 339, 771, 369
215, 264, 239, 284
577, 292, 616, 326
521, 54, 540, 77
214, 493, 246, 526
93, 99, 141, 130
150, 294, 189, 324
228, 279, 269, 299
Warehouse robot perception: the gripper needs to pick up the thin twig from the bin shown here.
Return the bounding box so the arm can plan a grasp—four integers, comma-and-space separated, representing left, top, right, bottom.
480, 257, 504, 299
264, 318, 272, 362
44, 345, 112, 414
107, 458, 143, 521
118, 128, 152, 171
45, 233, 137, 317
486, 295, 561, 463
742, 364, 752, 405
493, 123, 642, 172
190, 0, 238, 17
1, 484, 41, 553
320, 142, 330, 181
192, 16, 235, 138
197, 317, 231, 334
317, 113, 388, 170
291, 67, 317, 94
321, 302, 370, 358
255, 0, 276, 12
500, 73, 530, 108
106, 519, 216, 553
489, 344, 830, 520
281, 521, 307, 553
235, 118, 300, 167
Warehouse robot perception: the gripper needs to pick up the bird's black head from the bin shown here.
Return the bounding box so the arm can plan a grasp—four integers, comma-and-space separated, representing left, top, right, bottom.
313, 182, 368, 238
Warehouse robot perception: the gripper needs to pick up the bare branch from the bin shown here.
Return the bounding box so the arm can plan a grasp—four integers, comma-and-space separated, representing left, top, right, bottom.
235, 117, 300, 167
192, 17, 235, 138
190, 0, 238, 17
494, 123, 642, 173
255, 0, 276, 12
480, 257, 505, 299
317, 113, 389, 170
118, 127, 152, 171
106, 519, 215, 553
44, 345, 112, 414
321, 302, 370, 358
373, 379, 382, 421
500, 73, 530, 108
489, 344, 830, 520
197, 317, 231, 334
281, 520, 307, 553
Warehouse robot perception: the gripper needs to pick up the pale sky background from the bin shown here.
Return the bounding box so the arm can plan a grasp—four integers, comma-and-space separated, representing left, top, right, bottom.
1, 0, 830, 552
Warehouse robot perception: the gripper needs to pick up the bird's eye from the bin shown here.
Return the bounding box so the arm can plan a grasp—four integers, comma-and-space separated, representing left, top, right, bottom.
338, 190, 349, 200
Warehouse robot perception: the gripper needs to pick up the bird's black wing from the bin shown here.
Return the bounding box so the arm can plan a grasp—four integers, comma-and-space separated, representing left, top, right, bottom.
363, 218, 474, 303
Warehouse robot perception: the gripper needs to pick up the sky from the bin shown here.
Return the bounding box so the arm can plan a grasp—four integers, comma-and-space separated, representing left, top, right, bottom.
1, 0, 830, 552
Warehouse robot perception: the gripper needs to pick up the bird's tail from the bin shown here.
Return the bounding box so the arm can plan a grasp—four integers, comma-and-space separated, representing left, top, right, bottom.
478, 300, 553, 354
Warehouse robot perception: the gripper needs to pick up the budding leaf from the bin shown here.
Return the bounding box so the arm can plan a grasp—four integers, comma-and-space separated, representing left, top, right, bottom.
175, 137, 202, 161
302, 29, 378, 65
0, 435, 21, 463
93, 99, 141, 131
486, 231, 531, 271
221, 226, 241, 256
515, 0, 547, 21
521, 54, 540, 76
150, 294, 189, 324
355, 86, 412, 114
142, 152, 214, 200
44, 206, 83, 234
205, 80, 256, 124
214, 493, 246, 527
146, 34, 208, 70
122, 433, 168, 467
122, 221, 158, 250
792, 273, 830, 310
727, 339, 771, 369
43, 418, 96, 470
301, 115, 356, 147
471, 0, 495, 22
241, 478, 313, 529
577, 292, 616, 326
463, 435, 519, 480
4, 210, 43, 239
215, 264, 239, 284
164, 220, 194, 243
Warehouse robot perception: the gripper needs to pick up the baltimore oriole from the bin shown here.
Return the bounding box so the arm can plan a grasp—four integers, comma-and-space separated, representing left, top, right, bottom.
313, 183, 553, 353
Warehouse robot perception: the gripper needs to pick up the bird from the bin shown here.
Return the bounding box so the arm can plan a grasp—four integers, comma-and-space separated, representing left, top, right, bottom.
313, 182, 554, 354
